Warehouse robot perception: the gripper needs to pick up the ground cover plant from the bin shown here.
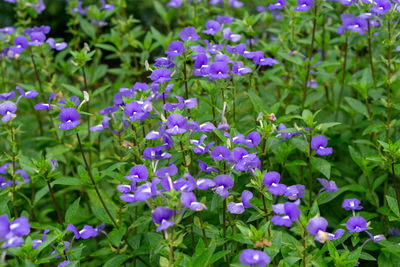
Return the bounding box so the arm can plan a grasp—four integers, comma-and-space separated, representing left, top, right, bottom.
2, 0, 400, 266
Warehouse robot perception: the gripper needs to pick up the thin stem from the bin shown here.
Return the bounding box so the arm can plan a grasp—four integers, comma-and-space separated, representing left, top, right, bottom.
335, 35, 348, 120
301, 1, 318, 109
180, 141, 187, 168
386, 19, 392, 143
365, 173, 379, 207
307, 133, 313, 207
29, 48, 46, 102
261, 192, 271, 238
29, 181, 36, 220
10, 126, 18, 218
303, 229, 307, 267
391, 159, 400, 217
46, 180, 64, 228
82, 67, 92, 166
367, 21, 377, 89
190, 214, 195, 252
76, 133, 118, 227
198, 212, 208, 247
183, 52, 189, 100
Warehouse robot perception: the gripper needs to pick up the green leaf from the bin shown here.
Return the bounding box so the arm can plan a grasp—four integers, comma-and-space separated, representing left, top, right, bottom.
248, 91, 264, 113
386, 195, 400, 218
344, 97, 369, 118
65, 197, 80, 223
79, 17, 96, 39
104, 255, 130, 267
61, 84, 83, 97
311, 157, 331, 178
109, 225, 126, 247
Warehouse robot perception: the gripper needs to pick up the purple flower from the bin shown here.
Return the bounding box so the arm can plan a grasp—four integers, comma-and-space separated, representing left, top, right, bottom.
58, 108, 80, 130
150, 68, 171, 84
100, 0, 115, 10
16, 86, 38, 99
271, 201, 300, 227
0, 215, 30, 248
9, 36, 28, 55
198, 160, 219, 173
216, 15, 234, 24
223, 28, 241, 42
34, 93, 56, 110
294, 0, 313, 12
191, 135, 214, 154
263, 171, 287, 195
342, 198, 362, 211
240, 249, 270, 267
346, 216, 368, 233
0, 91, 15, 101
211, 146, 231, 161
143, 146, 171, 160
125, 165, 148, 182
90, 116, 111, 132
317, 178, 338, 193
166, 41, 185, 57
179, 27, 200, 41
212, 175, 234, 197
46, 38, 68, 51
228, 190, 254, 214
32, 229, 49, 249
124, 101, 149, 121
269, 0, 286, 9
284, 185, 305, 200
311, 135, 332, 156
0, 101, 17, 122
307, 217, 328, 235
28, 31, 46, 46
152, 207, 175, 232
181, 192, 207, 211
166, 114, 187, 135
328, 229, 345, 241
370, 0, 392, 14
66, 223, 104, 239
167, 0, 182, 8
203, 20, 221, 35
209, 61, 230, 79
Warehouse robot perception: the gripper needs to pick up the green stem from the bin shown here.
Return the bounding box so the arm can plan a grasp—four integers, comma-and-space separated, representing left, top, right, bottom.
46, 179, 64, 228
82, 67, 92, 166
367, 21, 377, 89
335, 35, 348, 120
301, 1, 318, 109
76, 133, 118, 227
198, 212, 208, 247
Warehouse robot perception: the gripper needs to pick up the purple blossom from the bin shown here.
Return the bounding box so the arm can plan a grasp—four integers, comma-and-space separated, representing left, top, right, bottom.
0, 215, 30, 248
181, 192, 207, 211
311, 135, 332, 156
346, 216, 368, 233
370, 0, 392, 14
150, 68, 171, 84
216, 15, 234, 24
90, 116, 111, 132
34, 93, 57, 110
284, 185, 305, 200
307, 217, 328, 235
179, 27, 200, 41
203, 20, 221, 35
125, 165, 148, 182
343, 198, 363, 211
28, 31, 46, 46
46, 38, 68, 51
294, 0, 314, 12
0, 91, 15, 101
8, 36, 28, 55
16, 86, 38, 99
166, 41, 185, 57
167, 0, 182, 8
166, 114, 187, 135
212, 174, 234, 197
209, 61, 230, 79
0, 101, 17, 122
152, 207, 175, 232
211, 146, 231, 161
240, 249, 270, 267
198, 160, 219, 173
58, 108, 80, 130
143, 146, 171, 160
317, 178, 338, 193
32, 229, 49, 249
269, 0, 286, 10
263, 171, 287, 195
124, 101, 149, 121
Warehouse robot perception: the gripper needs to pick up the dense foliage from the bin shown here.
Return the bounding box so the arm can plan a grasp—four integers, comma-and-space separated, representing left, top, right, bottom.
1, 0, 400, 266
